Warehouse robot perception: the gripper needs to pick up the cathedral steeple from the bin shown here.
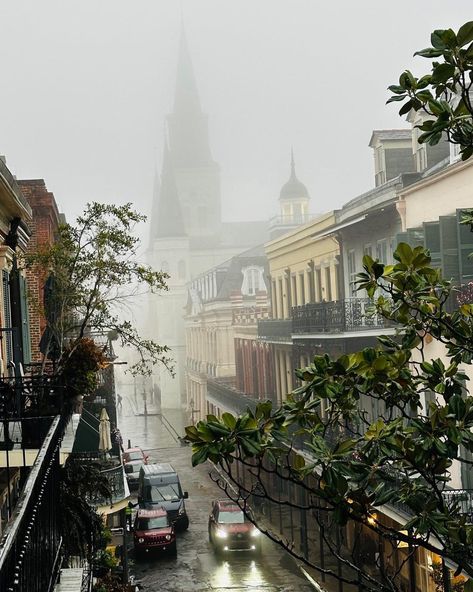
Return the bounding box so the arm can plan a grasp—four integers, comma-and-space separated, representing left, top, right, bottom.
167, 26, 214, 168
173, 25, 202, 118
154, 140, 186, 239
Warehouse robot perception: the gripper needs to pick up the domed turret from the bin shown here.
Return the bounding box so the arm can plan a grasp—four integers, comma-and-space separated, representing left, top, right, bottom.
277, 150, 310, 229
279, 151, 309, 200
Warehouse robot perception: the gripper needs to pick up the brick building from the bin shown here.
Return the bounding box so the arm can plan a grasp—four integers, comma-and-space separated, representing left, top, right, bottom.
18, 179, 62, 362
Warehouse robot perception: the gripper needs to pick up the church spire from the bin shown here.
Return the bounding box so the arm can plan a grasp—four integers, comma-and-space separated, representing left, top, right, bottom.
173, 24, 202, 117
154, 139, 186, 239
290, 147, 296, 179
167, 25, 213, 167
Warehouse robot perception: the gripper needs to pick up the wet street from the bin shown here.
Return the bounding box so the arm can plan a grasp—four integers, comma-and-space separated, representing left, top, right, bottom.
118, 395, 314, 592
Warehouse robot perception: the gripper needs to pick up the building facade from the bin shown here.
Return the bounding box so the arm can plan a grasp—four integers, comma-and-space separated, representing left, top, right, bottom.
185, 246, 269, 422
18, 179, 62, 363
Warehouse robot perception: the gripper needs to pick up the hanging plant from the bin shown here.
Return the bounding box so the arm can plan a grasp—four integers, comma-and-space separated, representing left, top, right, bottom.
61, 337, 108, 399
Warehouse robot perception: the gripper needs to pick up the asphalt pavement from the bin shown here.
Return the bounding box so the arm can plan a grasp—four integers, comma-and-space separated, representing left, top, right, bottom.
118, 395, 315, 592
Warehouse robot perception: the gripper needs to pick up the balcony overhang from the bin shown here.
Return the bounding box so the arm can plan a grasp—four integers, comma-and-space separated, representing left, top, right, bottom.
311, 214, 366, 239
293, 327, 398, 340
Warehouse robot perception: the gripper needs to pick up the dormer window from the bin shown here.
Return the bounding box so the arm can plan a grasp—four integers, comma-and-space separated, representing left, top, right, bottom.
241, 266, 265, 296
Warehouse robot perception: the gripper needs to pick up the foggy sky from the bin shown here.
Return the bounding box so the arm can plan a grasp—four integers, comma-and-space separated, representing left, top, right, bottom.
0, 1, 472, 230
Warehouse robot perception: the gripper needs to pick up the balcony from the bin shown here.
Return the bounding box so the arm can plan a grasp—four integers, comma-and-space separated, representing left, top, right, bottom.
0, 415, 66, 592
292, 298, 394, 335
258, 319, 293, 343
207, 378, 259, 415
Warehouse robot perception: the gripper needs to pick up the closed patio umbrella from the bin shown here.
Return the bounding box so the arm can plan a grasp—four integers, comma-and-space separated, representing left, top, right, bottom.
98, 408, 112, 452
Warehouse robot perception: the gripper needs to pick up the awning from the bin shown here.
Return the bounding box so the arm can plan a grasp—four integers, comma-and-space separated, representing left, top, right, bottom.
98, 496, 131, 517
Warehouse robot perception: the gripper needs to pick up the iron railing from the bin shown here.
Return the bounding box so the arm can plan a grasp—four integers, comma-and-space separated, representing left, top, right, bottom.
90, 464, 127, 507
207, 378, 260, 415
0, 415, 67, 592
292, 298, 394, 334
257, 319, 293, 342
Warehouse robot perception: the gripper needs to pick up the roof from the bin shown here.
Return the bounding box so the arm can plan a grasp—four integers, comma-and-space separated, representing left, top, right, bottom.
137, 508, 167, 518
369, 129, 412, 146
142, 463, 176, 476
190, 243, 267, 303
216, 500, 241, 510
279, 151, 309, 201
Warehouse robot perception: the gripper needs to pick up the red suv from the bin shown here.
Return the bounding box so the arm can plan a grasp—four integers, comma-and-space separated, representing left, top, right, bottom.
133, 508, 176, 557
208, 500, 261, 554
123, 447, 149, 465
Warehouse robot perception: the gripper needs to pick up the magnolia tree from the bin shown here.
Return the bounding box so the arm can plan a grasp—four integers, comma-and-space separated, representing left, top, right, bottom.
26, 202, 171, 387
187, 21, 473, 592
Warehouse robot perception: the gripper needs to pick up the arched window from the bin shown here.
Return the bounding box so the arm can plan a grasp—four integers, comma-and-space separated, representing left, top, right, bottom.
178, 260, 186, 280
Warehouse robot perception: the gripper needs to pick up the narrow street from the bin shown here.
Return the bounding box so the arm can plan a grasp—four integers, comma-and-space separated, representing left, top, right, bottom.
118, 395, 314, 592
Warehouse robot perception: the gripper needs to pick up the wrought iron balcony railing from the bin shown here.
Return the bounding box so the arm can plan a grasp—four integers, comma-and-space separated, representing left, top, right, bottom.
257, 319, 293, 342
0, 414, 67, 592
292, 298, 394, 334
207, 378, 260, 415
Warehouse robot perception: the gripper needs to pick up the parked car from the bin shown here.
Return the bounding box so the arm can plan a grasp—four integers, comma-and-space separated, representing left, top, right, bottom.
133, 508, 176, 557
124, 460, 144, 490
138, 463, 189, 530
123, 447, 149, 465
208, 499, 261, 554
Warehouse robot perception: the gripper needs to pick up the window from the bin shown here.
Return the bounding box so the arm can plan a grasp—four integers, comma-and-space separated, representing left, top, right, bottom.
325, 267, 332, 302
347, 250, 357, 295
363, 244, 372, 258
376, 239, 388, 263
2, 271, 12, 368
242, 267, 264, 296
315, 268, 322, 302
299, 273, 305, 305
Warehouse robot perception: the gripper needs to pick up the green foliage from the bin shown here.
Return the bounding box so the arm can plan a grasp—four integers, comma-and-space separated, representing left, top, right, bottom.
387, 21, 473, 160
59, 457, 112, 559
25, 202, 171, 376
61, 337, 108, 398
188, 241, 473, 580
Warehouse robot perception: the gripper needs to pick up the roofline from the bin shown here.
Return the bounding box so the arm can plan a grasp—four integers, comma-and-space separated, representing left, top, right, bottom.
399, 156, 473, 198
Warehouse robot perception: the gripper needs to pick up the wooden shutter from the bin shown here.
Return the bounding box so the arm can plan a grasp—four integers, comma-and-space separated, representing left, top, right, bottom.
423, 221, 441, 269
439, 215, 460, 284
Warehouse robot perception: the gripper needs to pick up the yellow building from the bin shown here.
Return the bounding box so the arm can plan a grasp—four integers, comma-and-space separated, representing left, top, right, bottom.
260, 212, 339, 404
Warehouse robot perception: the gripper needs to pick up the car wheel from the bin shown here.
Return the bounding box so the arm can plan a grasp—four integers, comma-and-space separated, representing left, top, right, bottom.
181, 515, 190, 530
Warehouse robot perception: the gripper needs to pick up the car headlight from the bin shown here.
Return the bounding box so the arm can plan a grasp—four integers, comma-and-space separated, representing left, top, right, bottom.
138, 537, 145, 543
251, 528, 260, 537
165, 534, 171, 541
216, 529, 228, 539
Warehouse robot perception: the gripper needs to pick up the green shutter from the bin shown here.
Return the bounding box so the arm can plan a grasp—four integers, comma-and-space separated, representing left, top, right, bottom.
440, 215, 460, 284
457, 209, 473, 283
395, 228, 424, 249
19, 276, 31, 365
423, 221, 441, 269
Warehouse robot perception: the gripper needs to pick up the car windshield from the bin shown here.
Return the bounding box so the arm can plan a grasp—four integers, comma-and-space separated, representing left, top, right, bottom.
137, 516, 168, 530
218, 510, 245, 524
126, 451, 142, 461
150, 484, 181, 502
